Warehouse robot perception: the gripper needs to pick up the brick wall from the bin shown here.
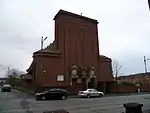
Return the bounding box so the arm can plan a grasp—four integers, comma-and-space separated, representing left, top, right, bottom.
109, 84, 137, 93
141, 84, 150, 92
98, 56, 113, 82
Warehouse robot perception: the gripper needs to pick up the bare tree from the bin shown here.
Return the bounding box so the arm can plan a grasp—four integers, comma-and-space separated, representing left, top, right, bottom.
6, 68, 25, 87
112, 60, 122, 81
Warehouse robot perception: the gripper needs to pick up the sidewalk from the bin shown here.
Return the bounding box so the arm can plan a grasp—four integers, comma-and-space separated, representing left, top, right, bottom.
105, 92, 150, 97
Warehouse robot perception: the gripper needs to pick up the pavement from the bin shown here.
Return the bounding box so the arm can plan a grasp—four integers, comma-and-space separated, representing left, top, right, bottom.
0, 89, 150, 113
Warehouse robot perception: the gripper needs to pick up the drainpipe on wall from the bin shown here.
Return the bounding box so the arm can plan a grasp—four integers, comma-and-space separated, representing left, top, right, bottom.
33, 63, 36, 93
86, 78, 89, 89
115, 76, 118, 94
40, 36, 48, 89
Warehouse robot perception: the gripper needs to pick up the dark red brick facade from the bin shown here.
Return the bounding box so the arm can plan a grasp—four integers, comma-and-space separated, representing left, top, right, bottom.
27, 10, 114, 93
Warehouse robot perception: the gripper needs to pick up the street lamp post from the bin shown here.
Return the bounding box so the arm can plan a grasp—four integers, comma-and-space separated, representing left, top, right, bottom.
41, 36, 48, 50
7, 67, 10, 77
144, 56, 147, 74
144, 56, 150, 74
148, 0, 150, 10
143, 56, 150, 84
40, 36, 48, 88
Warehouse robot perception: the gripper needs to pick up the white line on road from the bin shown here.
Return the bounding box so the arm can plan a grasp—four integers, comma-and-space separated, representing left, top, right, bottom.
4, 92, 8, 99
69, 104, 123, 112
0, 104, 123, 113
0, 105, 121, 113
0, 105, 123, 113
0, 109, 33, 113
12, 89, 20, 92
1, 101, 150, 113
69, 101, 150, 112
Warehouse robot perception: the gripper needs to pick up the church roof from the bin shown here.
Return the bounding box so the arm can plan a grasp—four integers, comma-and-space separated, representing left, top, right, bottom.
34, 40, 61, 54
100, 55, 111, 59
27, 40, 61, 72
53, 9, 98, 24
100, 55, 111, 62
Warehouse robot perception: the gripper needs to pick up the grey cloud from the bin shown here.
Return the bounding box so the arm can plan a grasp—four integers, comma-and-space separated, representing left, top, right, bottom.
0, 0, 150, 77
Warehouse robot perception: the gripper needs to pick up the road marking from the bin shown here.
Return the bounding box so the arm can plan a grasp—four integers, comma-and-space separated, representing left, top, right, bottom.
1, 100, 150, 113
4, 92, 8, 99
12, 89, 20, 92
0, 109, 33, 113
69, 101, 150, 112
69, 104, 123, 112
0, 105, 123, 113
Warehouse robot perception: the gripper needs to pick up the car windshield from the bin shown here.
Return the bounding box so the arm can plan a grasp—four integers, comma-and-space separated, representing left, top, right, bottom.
87, 89, 95, 91
43, 90, 48, 93
1, 1, 150, 113
49, 88, 67, 92
3, 84, 11, 87
93, 89, 97, 92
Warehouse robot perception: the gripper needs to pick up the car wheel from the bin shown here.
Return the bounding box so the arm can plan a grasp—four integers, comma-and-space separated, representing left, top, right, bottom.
36, 97, 39, 101
87, 94, 90, 98
99, 93, 103, 97
41, 96, 46, 100
61, 95, 67, 100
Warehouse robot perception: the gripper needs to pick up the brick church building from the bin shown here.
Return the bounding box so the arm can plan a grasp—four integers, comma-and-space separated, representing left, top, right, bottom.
26, 10, 114, 93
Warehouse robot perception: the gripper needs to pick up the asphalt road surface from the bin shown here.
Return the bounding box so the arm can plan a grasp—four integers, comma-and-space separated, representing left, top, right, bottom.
0, 89, 150, 113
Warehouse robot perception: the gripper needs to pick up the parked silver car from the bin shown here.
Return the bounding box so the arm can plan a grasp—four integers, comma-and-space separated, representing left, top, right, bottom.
78, 89, 104, 98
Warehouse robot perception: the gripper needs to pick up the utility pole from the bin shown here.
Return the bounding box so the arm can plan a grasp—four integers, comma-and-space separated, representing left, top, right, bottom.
41, 36, 47, 50
143, 56, 150, 74
143, 56, 150, 84
40, 36, 48, 88
144, 56, 147, 74
8, 67, 10, 77
148, 0, 150, 10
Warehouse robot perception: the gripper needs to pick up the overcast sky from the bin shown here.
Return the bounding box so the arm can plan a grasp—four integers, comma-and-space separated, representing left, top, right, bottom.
0, 0, 150, 77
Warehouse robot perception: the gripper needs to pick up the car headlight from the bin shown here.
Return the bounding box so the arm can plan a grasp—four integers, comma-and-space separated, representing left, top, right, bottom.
83, 93, 88, 95
35, 93, 41, 96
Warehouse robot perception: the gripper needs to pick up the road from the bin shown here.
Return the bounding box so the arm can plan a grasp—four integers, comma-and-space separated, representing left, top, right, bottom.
0, 89, 150, 113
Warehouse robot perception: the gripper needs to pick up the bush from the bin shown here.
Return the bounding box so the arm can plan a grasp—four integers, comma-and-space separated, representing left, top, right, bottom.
119, 81, 135, 86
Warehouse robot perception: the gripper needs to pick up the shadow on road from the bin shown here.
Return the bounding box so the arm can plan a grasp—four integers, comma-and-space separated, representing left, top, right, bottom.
21, 99, 33, 113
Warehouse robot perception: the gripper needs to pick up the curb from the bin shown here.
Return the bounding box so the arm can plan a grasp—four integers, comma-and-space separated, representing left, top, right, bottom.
68, 95, 79, 98
104, 92, 150, 97
13, 87, 34, 96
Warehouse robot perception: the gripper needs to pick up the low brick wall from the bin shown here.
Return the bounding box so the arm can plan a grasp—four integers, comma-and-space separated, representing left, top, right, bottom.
141, 84, 150, 92
117, 85, 137, 93
109, 84, 137, 93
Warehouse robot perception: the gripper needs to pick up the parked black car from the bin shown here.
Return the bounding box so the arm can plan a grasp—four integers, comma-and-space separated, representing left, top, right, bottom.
35, 88, 68, 100
1, 84, 11, 92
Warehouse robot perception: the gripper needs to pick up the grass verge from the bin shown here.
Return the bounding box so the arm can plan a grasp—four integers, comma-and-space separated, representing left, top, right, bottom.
13, 87, 34, 96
